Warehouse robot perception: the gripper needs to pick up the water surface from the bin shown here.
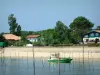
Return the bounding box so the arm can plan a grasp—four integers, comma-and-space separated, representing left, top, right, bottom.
0, 57, 100, 75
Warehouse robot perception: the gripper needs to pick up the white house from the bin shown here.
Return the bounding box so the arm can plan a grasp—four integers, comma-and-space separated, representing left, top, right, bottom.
83, 30, 100, 44
26, 35, 40, 42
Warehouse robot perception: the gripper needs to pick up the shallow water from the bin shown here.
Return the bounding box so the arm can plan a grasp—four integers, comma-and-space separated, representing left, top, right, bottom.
0, 57, 100, 75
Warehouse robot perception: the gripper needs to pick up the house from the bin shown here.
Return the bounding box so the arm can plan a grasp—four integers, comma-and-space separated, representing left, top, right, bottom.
26, 35, 40, 42
3, 34, 21, 41
83, 30, 100, 44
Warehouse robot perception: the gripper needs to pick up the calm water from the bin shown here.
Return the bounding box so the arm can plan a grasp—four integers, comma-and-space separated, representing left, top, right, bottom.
0, 57, 100, 75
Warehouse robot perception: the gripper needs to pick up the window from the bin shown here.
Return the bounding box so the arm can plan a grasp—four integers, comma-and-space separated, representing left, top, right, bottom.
95, 33, 99, 37
90, 33, 94, 37
84, 35, 88, 38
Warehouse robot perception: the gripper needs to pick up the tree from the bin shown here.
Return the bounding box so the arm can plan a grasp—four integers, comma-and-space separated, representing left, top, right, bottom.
96, 26, 100, 30
40, 29, 57, 46
8, 14, 21, 35
69, 16, 94, 42
0, 34, 5, 42
8, 14, 18, 34
55, 21, 70, 44
16, 25, 21, 36
70, 16, 94, 30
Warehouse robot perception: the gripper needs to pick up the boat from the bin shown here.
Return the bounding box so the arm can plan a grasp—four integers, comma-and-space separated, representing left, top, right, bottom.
48, 57, 72, 63
48, 53, 72, 63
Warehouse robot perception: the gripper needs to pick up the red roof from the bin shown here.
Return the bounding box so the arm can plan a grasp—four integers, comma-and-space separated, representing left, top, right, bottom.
96, 30, 100, 33
3, 34, 21, 41
26, 35, 40, 38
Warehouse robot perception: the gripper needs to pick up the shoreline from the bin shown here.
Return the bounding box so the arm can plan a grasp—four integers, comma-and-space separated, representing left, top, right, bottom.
0, 47, 100, 59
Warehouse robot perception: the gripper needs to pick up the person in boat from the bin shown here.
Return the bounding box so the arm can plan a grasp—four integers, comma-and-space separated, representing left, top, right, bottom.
55, 53, 60, 59
50, 53, 60, 59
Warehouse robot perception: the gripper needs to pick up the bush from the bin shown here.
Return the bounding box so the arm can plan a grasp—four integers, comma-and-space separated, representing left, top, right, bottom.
7, 39, 31, 47
33, 42, 42, 46
87, 43, 100, 47
50, 44, 74, 47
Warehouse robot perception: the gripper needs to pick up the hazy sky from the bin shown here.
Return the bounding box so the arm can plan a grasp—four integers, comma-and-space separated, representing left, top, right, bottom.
0, 0, 100, 33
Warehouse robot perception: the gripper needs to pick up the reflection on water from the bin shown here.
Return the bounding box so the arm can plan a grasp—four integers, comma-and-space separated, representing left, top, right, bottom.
0, 57, 100, 75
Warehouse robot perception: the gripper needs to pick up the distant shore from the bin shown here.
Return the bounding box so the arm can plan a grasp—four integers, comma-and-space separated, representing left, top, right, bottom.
0, 46, 100, 59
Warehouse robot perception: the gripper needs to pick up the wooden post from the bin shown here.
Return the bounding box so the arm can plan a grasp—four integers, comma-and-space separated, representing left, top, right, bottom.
32, 45, 35, 75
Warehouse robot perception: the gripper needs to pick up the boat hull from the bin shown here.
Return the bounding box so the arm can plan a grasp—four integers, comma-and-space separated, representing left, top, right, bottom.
48, 58, 72, 63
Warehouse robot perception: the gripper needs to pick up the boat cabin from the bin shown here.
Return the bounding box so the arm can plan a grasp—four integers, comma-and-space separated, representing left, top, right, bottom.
50, 53, 60, 59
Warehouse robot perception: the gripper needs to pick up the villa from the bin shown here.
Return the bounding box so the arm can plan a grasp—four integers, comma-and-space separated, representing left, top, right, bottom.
26, 34, 40, 42
83, 30, 100, 44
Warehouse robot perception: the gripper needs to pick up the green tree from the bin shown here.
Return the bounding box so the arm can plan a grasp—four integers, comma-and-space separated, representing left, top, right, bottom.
0, 34, 5, 42
8, 14, 18, 34
55, 21, 70, 44
70, 16, 94, 30
8, 14, 21, 35
40, 29, 57, 46
16, 25, 21, 36
69, 16, 94, 42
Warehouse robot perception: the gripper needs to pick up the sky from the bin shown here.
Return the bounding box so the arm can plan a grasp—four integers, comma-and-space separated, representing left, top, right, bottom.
0, 0, 100, 33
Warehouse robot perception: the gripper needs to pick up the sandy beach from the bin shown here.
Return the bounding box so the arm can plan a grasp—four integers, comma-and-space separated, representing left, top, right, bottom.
0, 46, 100, 59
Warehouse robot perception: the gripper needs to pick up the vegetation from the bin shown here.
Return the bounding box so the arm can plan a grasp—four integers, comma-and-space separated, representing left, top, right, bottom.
8, 14, 22, 36
87, 43, 100, 47
1, 15, 98, 46
16, 25, 21, 36
55, 21, 70, 44
69, 16, 94, 42
39, 16, 95, 46
39, 29, 58, 46
38, 16, 94, 46
0, 34, 5, 42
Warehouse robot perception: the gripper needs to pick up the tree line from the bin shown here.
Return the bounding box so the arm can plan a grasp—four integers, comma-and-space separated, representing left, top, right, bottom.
38, 17, 94, 46
1, 14, 100, 46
